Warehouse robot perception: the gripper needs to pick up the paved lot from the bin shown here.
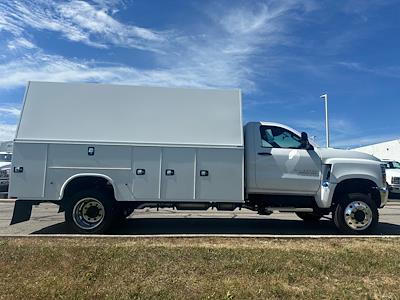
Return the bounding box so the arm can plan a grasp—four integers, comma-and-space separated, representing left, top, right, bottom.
1, 200, 400, 235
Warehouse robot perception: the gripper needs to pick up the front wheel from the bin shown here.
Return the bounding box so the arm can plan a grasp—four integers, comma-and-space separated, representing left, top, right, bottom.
65, 189, 114, 234
333, 193, 378, 234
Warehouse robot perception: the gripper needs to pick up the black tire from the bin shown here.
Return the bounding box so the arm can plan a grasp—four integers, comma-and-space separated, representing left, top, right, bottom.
65, 189, 115, 234
333, 193, 378, 234
295, 212, 323, 222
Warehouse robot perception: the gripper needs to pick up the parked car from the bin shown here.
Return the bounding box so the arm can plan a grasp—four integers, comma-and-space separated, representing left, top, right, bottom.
0, 152, 12, 196
382, 159, 400, 198
10, 82, 388, 234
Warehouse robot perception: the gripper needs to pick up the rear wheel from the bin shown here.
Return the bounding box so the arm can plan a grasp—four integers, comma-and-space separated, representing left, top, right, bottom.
295, 212, 323, 222
65, 189, 114, 234
333, 193, 378, 234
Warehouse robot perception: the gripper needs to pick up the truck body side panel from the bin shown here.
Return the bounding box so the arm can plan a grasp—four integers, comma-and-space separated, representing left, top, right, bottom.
12, 142, 244, 203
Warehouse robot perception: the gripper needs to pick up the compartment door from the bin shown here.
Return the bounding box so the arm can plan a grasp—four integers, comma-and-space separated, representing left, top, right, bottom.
9, 143, 47, 199
161, 148, 195, 200
196, 148, 243, 201
132, 147, 161, 199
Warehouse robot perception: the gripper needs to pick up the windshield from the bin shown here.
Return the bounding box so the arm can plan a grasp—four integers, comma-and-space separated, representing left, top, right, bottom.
0, 153, 12, 162
384, 161, 400, 169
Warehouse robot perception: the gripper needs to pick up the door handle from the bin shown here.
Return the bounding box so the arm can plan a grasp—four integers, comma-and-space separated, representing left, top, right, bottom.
257, 152, 272, 156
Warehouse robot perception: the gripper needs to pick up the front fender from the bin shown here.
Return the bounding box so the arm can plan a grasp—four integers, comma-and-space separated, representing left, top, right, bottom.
329, 159, 382, 187
316, 159, 383, 208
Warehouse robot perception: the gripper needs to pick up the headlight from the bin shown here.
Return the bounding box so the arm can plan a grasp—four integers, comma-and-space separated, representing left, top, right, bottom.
380, 164, 387, 186
391, 177, 400, 185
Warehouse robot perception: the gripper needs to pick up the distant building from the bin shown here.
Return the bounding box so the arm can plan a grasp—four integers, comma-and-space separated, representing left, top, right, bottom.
0, 141, 13, 153
353, 139, 400, 161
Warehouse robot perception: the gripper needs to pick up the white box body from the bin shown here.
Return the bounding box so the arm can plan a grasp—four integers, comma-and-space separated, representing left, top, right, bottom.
10, 82, 244, 203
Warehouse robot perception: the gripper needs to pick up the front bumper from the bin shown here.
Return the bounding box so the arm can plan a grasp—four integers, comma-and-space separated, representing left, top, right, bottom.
388, 184, 400, 194
0, 179, 9, 193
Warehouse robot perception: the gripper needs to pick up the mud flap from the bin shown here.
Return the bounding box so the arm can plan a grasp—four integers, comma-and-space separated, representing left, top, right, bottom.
57, 205, 65, 213
10, 200, 34, 225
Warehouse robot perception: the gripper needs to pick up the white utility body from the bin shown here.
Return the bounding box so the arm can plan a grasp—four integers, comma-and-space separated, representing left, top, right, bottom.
10, 82, 388, 234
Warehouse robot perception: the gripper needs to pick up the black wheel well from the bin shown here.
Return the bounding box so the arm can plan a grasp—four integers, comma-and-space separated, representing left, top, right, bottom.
61, 176, 115, 202
332, 178, 381, 208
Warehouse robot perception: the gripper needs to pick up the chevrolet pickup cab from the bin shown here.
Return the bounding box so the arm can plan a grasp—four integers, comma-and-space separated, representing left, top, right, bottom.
9, 82, 388, 234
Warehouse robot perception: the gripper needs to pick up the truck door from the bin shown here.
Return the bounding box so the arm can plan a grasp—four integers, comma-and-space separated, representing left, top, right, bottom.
255, 125, 321, 194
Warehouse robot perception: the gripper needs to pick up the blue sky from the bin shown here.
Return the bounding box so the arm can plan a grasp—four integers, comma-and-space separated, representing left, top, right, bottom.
0, 0, 399, 147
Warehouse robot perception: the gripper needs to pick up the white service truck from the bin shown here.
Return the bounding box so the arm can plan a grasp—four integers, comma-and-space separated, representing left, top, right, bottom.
10, 82, 388, 234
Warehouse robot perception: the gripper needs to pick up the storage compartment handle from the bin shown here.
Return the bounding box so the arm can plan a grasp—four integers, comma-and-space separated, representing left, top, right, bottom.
136, 169, 145, 175
200, 170, 209, 176
14, 167, 24, 173
165, 169, 175, 176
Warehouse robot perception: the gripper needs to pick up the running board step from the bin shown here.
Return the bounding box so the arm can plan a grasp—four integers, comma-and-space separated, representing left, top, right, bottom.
266, 207, 314, 213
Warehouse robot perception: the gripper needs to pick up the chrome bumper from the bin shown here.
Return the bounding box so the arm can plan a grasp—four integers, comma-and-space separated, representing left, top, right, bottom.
388, 184, 400, 193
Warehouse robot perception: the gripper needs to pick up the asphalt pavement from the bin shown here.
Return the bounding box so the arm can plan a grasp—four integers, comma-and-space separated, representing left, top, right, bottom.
1, 200, 399, 235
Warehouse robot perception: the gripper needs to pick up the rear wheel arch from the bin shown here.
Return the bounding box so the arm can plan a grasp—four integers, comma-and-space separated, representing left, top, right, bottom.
60, 174, 116, 201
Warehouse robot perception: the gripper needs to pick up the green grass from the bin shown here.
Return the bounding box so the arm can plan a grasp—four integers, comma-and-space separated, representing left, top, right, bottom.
0, 238, 399, 299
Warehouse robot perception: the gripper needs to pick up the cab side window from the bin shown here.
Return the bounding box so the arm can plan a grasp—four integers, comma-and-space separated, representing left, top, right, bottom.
260, 125, 302, 149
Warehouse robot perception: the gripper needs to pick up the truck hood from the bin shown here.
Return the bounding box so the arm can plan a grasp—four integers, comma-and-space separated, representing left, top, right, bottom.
0, 162, 11, 169
315, 148, 380, 163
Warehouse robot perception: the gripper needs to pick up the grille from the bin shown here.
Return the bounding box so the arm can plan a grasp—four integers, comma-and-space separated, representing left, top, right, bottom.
0, 169, 8, 178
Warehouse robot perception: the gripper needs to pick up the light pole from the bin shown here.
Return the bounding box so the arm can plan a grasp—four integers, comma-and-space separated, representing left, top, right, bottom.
320, 93, 330, 148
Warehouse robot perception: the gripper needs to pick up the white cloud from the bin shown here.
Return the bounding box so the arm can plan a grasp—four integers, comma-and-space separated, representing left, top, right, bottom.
7, 37, 36, 51
0, 51, 210, 89
0, 124, 17, 141
153, 1, 317, 92
0, 107, 21, 117
0, 106, 21, 141
0, 1, 318, 92
0, 0, 166, 51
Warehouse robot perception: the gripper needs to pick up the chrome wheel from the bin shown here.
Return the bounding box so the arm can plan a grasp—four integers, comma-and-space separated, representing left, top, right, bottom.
72, 197, 105, 230
343, 201, 373, 231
